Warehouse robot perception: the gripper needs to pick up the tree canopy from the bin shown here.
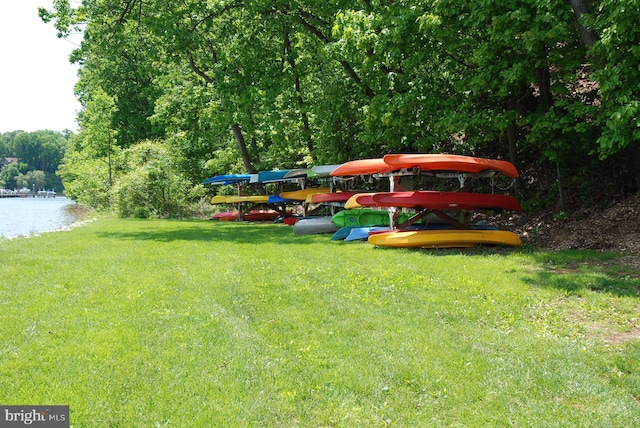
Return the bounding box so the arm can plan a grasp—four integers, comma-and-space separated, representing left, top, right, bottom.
39, 0, 640, 214
0, 130, 68, 191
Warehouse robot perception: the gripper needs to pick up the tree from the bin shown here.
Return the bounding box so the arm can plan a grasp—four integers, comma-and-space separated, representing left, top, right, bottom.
110, 140, 192, 218
76, 88, 118, 185
0, 164, 20, 189
16, 170, 46, 191
590, 0, 640, 188
57, 148, 111, 208
55, 88, 119, 208
41, 0, 640, 207
12, 131, 67, 174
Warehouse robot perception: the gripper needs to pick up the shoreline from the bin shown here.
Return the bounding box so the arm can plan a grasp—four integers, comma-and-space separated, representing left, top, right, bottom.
0, 217, 97, 241
0, 198, 96, 241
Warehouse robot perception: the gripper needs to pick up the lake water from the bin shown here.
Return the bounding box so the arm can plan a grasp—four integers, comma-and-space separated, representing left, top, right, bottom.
0, 196, 82, 239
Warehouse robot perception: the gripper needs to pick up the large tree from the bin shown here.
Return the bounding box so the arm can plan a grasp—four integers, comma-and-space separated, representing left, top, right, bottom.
42, 0, 640, 206
590, 0, 640, 188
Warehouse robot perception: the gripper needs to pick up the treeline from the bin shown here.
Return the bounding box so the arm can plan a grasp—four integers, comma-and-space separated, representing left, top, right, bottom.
39, 0, 640, 216
0, 130, 70, 192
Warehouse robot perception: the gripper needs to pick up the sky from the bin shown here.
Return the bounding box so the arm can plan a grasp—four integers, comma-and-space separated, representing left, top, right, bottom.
0, 0, 81, 133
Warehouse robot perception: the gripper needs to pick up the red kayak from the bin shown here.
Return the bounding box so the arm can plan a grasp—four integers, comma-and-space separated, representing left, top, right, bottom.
370, 191, 522, 211
352, 194, 376, 207
242, 209, 281, 221
283, 217, 299, 226
212, 211, 239, 221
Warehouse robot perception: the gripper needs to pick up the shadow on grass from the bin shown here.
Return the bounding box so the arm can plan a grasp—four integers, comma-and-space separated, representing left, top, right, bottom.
378, 245, 640, 298
96, 219, 328, 245
369, 243, 527, 257
523, 249, 640, 298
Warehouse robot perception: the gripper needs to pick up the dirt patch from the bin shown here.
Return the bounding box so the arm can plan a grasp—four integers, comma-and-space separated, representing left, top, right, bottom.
605, 328, 640, 345
505, 193, 640, 256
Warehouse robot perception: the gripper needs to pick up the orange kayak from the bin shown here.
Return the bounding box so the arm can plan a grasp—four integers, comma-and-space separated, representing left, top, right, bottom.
383, 154, 518, 178
330, 158, 395, 176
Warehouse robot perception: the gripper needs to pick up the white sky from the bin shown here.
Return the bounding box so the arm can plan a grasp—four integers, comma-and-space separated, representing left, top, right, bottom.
0, 0, 81, 133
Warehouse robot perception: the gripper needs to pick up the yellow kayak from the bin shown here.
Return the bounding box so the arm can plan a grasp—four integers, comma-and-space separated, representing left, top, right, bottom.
211, 195, 229, 204
368, 229, 521, 248
344, 192, 376, 209
280, 187, 332, 201
225, 195, 269, 203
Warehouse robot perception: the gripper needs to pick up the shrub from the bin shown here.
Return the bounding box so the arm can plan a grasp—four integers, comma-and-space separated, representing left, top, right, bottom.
110, 141, 192, 218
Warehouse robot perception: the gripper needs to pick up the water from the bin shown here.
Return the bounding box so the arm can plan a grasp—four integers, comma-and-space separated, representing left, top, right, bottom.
0, 196, 82, 239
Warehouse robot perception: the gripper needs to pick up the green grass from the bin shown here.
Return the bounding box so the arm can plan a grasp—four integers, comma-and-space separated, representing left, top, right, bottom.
1, 218, 639, 427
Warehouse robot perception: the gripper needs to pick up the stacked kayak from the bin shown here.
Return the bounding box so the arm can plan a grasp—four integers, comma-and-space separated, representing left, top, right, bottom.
328, 154, 522, 248
203, 154, 523, 248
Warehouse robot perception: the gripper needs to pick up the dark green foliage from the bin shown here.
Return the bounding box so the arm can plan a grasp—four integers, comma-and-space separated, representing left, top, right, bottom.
590, 0, 640, 158
38, 0, 640, 215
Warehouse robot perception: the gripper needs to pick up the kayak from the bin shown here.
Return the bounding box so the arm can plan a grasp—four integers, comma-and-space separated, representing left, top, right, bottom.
283, 216, 300, 226
212, 211, 239, 221
310, 164, 342, 176
211, 195, 229, 204
370, 191, 522, 211
203, 174, 253, 185
382, 154, 519, 178
267, 195, 293, 204
224, 195, 270, 204
368, 229, 522, 248
211, 194, 286, 205
344, 193, 376, 209
309, 192, 360, 204
280, 187, 332, 201
331, 226, 359, 240
293, 216, 340, 235
242, 209, 281, 221
345, 226, 391, 241
252, 170, 294, 183
331, 209, 411, 227
330, 158, 395, 176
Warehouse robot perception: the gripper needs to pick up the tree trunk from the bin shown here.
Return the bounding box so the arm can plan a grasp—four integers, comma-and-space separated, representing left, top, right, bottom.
231, 124, 257, 173
284, 30, 314, 154
556, 161, 565, 211
631, 142, 640, 192
536, 65, 553, 114
570, 0, 597, 48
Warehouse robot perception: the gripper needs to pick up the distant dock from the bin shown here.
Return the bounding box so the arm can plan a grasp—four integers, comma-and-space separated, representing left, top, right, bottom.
0, 189, 57, 198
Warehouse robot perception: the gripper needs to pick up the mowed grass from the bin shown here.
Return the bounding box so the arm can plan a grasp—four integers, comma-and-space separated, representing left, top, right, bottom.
1, 218, 639, 427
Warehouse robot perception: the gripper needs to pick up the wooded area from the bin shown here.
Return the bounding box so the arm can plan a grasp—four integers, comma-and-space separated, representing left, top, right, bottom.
39, 0, 640, 215
0, 130, 68, 191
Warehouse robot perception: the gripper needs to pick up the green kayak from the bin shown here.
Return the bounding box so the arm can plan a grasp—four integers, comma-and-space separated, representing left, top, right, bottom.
331, 209, 411, 227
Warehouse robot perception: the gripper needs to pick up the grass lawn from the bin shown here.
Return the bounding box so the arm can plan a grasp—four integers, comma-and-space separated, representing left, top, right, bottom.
1, 218, 639, 427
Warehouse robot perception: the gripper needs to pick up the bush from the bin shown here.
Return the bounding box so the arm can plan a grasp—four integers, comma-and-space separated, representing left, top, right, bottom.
57, 153, 112, 209
110, 141, 193, 218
